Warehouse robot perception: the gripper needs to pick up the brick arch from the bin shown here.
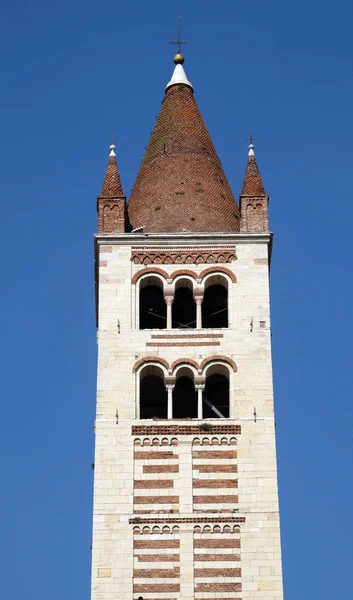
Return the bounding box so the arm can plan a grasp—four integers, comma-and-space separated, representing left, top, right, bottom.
200, 355, 238, 373
131, 267, 170, 285
132, 356, 170, 373
170, 358, 200, 373
170, 269, 199, 282
199, 266, 237, 283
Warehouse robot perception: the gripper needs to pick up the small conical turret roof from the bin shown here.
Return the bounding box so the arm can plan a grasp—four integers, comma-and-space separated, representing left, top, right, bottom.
127, 55, 239, 233
241, 143, 266, 196
100, 144, 124, 197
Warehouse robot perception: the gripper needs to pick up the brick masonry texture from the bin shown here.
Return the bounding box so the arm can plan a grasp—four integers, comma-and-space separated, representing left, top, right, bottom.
192, 450, 237, 459
146, 341, 221, 347
194, 464, 237, 473
134, 480, 174, 488
134, 567, 180, 578
194, 539, 241, 548
193, 495, 238, 504
135, 554, 180, 562
131, 246, 237, 265
134, 451, 177, 459
134, 496, 179, 504
128, 85, 240, 233
134, 540, 180, 549
130, 517, 245, 525
133, 584, 180, 593
131, 425, 241, 435
193, 479, 238, 488
194, 568, 241, 577
143, 465, 179, 473
194, 553, 240, 561
195, 583, 242, 592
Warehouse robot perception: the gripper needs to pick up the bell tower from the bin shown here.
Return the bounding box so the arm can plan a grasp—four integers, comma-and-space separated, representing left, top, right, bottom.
91, 49, 284, 600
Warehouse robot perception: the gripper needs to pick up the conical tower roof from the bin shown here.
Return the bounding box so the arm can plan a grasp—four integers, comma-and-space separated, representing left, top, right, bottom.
127, 58, 239, 233
241, 144, 266, 196
100, 144, 124, 197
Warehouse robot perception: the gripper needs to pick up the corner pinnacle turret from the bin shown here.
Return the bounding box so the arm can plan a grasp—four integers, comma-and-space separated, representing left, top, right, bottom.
240, 141, 269, 232
97, 143, 126, 233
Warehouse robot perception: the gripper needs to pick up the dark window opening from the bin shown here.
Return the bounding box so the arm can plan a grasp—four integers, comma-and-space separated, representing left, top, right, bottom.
203, 373, 229, 418
173, 376, 198, 418
140, 285, 166, 329
172, 287, 196, 329
202, 284, 228, 328
140, 375, 167, 419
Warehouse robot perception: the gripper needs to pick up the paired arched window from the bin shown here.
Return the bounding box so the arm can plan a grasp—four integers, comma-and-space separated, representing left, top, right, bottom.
138, 273, 229, 330
138, 363, 230, 420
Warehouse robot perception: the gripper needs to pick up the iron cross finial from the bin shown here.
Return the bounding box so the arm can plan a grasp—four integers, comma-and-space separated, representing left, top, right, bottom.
170, 16, 188, 54
109, 136, 117, 145
246, 135, 256, 145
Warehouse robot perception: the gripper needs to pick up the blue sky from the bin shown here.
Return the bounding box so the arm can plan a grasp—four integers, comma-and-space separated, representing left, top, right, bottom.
1, 1, 352, 598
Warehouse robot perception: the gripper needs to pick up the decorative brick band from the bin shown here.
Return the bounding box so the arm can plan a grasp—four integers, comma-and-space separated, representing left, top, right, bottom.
193, 495, 238, 504
194, 464, 237, 473
195, 583, 241, 592
132, 425, 241, 436
194, 567, 241, 578
146, 341, 221, 347
199, 266, 237, 283
194, 553, 240, 561
134, 451, 177, 460
143, 465, 179, 473
134, 567, 180, 578
134, 480, 174, 489
193, 479, 238, 488
134, 540, 180, 549
193, 450, 237, 459
132, 356, 170, 373
135, 554, 180, 562
152, 334, 223, 339
133, 584, 180, 593
134, 496, 179, 504
194, 539, 241, 548
130, 517, 245, 525
131, 267, 170, 285
200, 355, 238, 373
131, 247, 237, 266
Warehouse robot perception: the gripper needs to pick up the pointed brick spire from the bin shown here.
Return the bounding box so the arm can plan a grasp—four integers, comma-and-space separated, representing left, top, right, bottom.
241, 144, 266, 196
97, 144, 126, 233
100, 144, 124, 197
128, 57, 239, 233
240, 143, 269, 233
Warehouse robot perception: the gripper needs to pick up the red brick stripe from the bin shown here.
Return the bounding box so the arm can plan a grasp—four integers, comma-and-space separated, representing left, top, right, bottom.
134, 540, 180, 549
194, 553, 240, 561
134, 568, 179, 578
146, 341, 220, 347
133, 584, 180, 593
136, 554, 180, 562
200, 355, 238, 372
134, 480, 174, 489
194, 465, 237, 473
193, 450, 237, 459
195, 583, 241, 592
193, 495, 238, 504
132, 356, 170, 373
132, 425, 241, 436
194, 568, 241, 577
143, 465, 179, 473
193, 479, 238, 488
134, 452, 177, 460
131, 267, 170, 285
194, 540, 240, 549
134, 496, 179, 504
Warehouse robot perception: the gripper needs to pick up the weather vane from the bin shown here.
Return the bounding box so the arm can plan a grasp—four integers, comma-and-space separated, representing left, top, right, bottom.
170, 16, 188, 55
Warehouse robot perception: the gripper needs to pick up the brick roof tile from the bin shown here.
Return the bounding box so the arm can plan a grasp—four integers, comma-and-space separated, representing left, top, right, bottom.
128, 84, 239, 233
100, 154, 124, 197
241, 155, 266, 196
